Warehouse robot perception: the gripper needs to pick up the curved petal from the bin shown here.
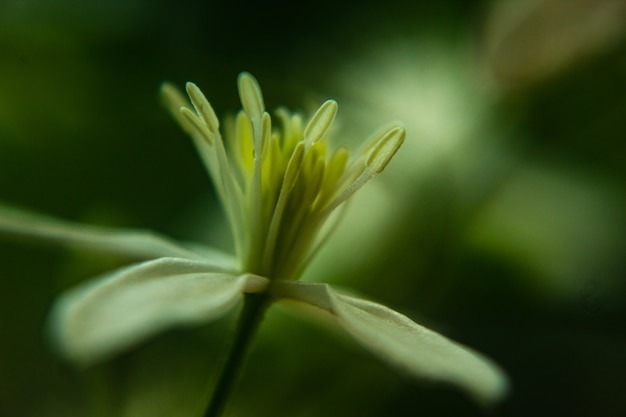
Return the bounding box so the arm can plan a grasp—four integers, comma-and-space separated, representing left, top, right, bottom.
271, 281, 509, 404
49, 257, 268, 364
0, 203, 237, 270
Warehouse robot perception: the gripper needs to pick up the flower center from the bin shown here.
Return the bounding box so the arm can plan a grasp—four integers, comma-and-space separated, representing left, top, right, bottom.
162, 73, 404, 280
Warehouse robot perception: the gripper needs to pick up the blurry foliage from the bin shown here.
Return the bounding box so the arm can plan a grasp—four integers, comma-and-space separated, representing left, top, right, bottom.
1, 0, 625, 416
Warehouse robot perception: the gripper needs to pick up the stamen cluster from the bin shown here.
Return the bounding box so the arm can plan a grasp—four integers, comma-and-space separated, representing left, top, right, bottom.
162, 73, 404, 280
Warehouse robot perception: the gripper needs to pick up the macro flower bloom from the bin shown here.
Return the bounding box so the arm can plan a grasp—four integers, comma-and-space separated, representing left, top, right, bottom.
0, 73, 507, 405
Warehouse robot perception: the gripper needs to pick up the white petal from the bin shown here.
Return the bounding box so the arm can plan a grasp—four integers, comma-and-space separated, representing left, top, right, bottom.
50, 257, 269, 364
271, 281, 509, 404
0, 203, 237, 270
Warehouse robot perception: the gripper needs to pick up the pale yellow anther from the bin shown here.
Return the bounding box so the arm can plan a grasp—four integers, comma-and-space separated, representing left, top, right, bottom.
160, 82, 190, 112
260, 112, 272, 158
238, 72, 265, 123
186, 82, 220, 133
262, 137, 282, 195
366, 126, 406, 173
234, 111, 254, 173
291, 114, 304, 138
303, 100, 338, 144
179, 107, 214, 145
160, 83, 194, 134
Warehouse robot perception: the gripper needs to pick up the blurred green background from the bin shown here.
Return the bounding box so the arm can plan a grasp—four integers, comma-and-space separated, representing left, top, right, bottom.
1, 0, 625, 416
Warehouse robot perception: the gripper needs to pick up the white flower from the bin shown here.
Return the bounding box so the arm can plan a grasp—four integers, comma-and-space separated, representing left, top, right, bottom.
0, 73, 507, 404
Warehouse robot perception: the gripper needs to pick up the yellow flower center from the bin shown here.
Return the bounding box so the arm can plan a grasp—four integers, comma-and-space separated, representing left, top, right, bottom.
162, 73, 404, 280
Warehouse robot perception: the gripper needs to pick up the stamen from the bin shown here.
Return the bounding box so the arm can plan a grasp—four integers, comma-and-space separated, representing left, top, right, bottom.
179, 107, 214, 145
181, 102, 246, 264
238, 73, 265, 124
160, 83, 194, 134
275, 108, 292, 146
262, 136, 282, 197
361, 121, 405, 157
300, 144, 326, 207
366, 126, 405, 173
238, 73, 266, 270
233, 112, 255, 179
319, 125, 405, 218
315, 147, 348, 209
303, 100, 338, 144
261, 112, 272, 161
178, 108, 223, 191
186, 82, 220, 134
293, 202, 350, 280
286, 113, 305, 154
166, 73, 405, 280
263, 142, 306, 271
160, 82, 188, 109
320, 168, 375, 219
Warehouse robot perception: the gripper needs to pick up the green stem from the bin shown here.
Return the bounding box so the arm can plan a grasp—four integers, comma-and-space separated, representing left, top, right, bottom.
202, 292, 270, 417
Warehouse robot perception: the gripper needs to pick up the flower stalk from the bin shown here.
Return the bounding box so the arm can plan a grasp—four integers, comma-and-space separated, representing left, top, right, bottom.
203, 293, 270, 417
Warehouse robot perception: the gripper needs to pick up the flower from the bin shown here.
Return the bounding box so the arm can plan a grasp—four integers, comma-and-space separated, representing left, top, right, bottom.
0, 73, 508, 404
